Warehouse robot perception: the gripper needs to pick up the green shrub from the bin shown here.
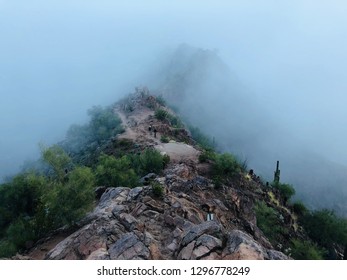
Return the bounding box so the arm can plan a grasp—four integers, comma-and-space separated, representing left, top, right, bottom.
162, 154, 170, 167
62, 105, 124, 164
0, 240, 17, 258
88, 106, 123, 143
0, 172, 46, 237
290, 239, 326, 260
160, 135, 170, 143
255, 201, 283, 244
41, 144, 72, 182
167, 113, 183, 128
96, 154, 138, 188
198, 149, 216, 163
44, 166, 95, 227
6, 217, 35, 249
155, 109, 168, 121
212, 153, 240, 181
301, 209, 347, 251
292, 201, 308, 216
272, 182, 296, 204
152, 182, 164, 198
131, 149, 169, 176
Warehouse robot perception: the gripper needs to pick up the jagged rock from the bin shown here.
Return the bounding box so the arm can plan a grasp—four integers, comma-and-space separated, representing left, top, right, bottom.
99, 187, 130, 208
267, 249, 291, 260
112, 205, 128, 216
144, 197, 165, 213
127, 186, 143, 201
178, 241, 196, 260
222, 230, 269, 260
178, 234, 222, 260
45, 219, 109, 260
20, 91, 297, 261
119, 213, 138, 231
87, 248, 110, 260
181, 221, 223, 247
143, 210, 160, 219
108, 232, 150, 260
171, 164, 191, 179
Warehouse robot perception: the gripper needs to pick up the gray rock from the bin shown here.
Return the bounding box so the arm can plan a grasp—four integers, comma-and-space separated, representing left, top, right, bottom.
112, 205, 128, 216
178, 241, 196, 260
127, 187, 143, 201
178, 234, 222, 260
181, 221, 222, 247
267, 249, 291, 260
109, 232, 150, 260
87, 248, 110, 260
222, 230, 269, 260
196, 234, 223, 251
99, 187, 130, 207
118, 213, 138, 231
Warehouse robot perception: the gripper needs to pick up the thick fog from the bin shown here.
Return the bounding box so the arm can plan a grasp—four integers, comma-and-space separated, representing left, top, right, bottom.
1, 1, 347, 215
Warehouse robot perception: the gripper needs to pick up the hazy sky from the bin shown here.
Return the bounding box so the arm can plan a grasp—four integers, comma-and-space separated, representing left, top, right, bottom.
1, 1, 347, 180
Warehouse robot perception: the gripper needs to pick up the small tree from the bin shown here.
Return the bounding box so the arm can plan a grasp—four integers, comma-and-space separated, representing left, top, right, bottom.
44, 166, 95, 227
96, 154, 138, 188
290, 239, 326, 260
272, 182, 295, 205
212, 153, 240, 181
41, 144, 72, 182
154, 109, 168, 121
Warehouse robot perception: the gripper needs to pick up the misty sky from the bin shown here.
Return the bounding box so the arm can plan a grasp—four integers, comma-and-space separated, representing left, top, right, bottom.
1, 0, 347, 180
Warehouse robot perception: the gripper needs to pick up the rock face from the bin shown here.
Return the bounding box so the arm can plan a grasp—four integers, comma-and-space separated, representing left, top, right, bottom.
41, 161, 290, 260
25, 92, 293, 260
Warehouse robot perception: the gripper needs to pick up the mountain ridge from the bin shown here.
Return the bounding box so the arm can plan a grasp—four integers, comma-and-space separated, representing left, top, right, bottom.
12, 89, 298, 260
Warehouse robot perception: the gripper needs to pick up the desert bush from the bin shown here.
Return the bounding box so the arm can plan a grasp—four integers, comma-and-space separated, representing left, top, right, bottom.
133, 149, 168, 176
152, 182, 164, 198
160, 135, 170, 143
95, 154, 138, 188
198, 149, 216, 163
154, 109, 168, 121
272, 182, 296, 204
44, 166, 95, 228
0, 240, 17, 258
290, 239, 326, 260
255, 201, 283, 244
292, 201, 308, 216
0, 172, 46, 237
212, 153, 240, 180
301, 209, 347, 252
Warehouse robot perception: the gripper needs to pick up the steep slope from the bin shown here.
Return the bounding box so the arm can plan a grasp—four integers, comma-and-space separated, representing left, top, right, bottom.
18, 89, 297, 260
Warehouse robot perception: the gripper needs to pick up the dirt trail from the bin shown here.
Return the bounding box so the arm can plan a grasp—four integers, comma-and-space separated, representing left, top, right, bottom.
115, 107, 200, 163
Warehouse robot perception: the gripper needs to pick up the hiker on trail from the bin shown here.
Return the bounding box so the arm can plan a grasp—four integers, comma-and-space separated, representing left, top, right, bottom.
153, 127, 157, 138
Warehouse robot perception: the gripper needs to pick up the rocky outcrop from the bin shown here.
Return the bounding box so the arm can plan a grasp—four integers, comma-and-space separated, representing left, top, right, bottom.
42, 162, 289, 260
23, 92, 295, 260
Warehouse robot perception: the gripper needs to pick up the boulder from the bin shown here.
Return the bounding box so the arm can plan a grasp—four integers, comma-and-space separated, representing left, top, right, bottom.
127, 187, 144, 201
108, 232, 150, 260
222, 230, 268, 260
180, 221, 223, 247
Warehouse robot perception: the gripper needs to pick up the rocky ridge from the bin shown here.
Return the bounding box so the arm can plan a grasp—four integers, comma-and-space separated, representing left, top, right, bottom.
22, 89, 293, 260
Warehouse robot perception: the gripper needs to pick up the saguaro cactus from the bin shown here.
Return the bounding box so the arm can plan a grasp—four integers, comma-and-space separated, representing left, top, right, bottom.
274, 160, 280, 184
